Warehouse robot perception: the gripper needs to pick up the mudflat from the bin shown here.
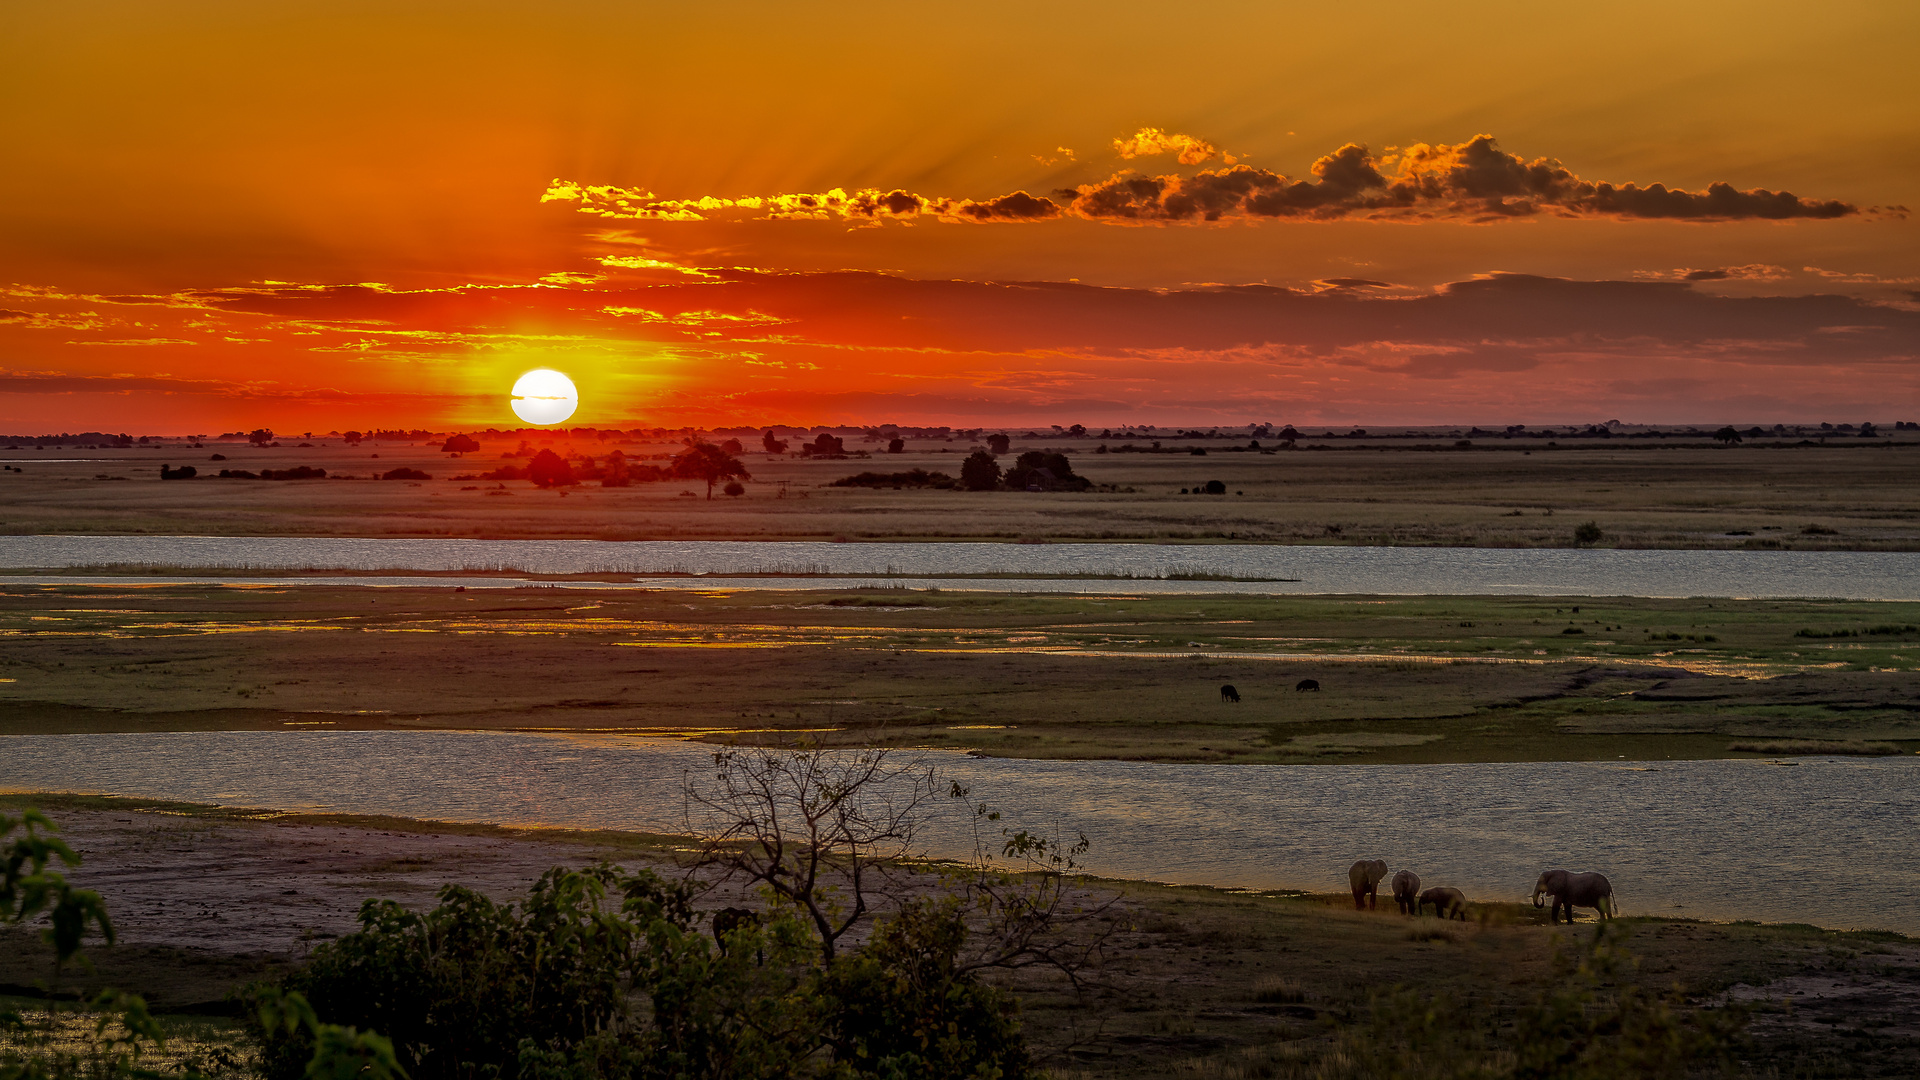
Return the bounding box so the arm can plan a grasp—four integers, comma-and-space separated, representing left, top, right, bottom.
3, 584, 1916, 763
5, 795, 1918, 1078
2, 433, 1917, 548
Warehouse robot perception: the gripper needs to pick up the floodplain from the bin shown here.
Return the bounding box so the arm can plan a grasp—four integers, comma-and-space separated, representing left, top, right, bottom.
3, 584, 1916, 763
2, 430, 1917, 549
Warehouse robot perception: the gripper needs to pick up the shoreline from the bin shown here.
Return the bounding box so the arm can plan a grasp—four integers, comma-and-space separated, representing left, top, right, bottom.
4, 790, 1907, 943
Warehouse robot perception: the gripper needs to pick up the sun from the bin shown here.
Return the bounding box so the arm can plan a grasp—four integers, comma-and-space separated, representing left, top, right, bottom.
510, 369, 578, 425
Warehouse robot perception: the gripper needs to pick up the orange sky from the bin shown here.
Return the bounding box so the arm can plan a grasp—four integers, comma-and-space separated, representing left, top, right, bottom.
2, 1, 1916, 432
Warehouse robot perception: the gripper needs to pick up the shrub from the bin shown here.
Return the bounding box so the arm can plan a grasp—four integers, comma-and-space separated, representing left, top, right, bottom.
1572, 521, 1604, 546
379, 467, 430, 481
1002, 451, 1091, 492
262, 466, 328, 480
527, 450, 575, 488
723, 481, 745, 497
829, 469, 956, 489
959, 451, 1000, 491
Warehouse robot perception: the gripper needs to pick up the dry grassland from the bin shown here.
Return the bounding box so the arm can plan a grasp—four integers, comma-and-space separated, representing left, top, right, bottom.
2, 433, 1917, 548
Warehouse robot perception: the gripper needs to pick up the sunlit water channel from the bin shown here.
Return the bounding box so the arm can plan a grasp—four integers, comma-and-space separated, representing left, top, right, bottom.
3, 536, 1919, 599
5, 731, 1917, 933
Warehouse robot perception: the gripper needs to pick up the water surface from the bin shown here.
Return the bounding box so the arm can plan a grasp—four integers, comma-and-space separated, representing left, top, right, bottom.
4, 536, 1918, 599
5, 731, 1915, 933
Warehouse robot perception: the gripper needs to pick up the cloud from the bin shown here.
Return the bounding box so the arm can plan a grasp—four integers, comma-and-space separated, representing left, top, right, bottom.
548, 134, 1876, 229
1059, 136, 1870, 223
1113, 128, 1225, 166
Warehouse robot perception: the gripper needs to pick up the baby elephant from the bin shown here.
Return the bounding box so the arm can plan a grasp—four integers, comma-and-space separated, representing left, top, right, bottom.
1391, 869, 1422, 915
1419, 886, 1469, 921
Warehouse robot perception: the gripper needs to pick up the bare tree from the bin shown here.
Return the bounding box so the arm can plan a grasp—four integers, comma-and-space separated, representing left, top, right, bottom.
685, 746, 937, 961
683, 746, 1116, 984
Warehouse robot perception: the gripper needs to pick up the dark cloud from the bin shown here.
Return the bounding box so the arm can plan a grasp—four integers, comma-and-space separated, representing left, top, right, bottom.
548, 134, 1876, 227
1318, 278, 1397, 289
1683, 269, 1730, 281
1060, 136, 1870, 224
946, 190, 1061, 222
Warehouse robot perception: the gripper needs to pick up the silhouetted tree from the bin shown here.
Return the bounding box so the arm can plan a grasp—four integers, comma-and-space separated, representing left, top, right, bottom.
762, 429, 789, 454
528, 449, 576, 488
1712, 426, 1742, 445
721, 438, 744, 454
248, 428, 274, 446
601, 450, 630, 487
887, 437, 905, 454
806, 432, 845, 456
960, 451, 1001, 491
673, 442, 751, 499
1002, 451, 1091, 492
723, 481, 746, 497
441, 434, 479, 456
1574, 521, 1604, 546
985, 433, 1011, 455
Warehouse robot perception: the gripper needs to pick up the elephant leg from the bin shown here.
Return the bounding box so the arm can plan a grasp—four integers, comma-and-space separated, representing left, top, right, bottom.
1352, 886, 1366, 910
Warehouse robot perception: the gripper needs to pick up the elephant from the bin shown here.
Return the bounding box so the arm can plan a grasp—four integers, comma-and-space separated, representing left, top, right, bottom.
1296, 678, 1322, 692
1220, 684, 1241, 703
1391, 869, 1422, 915
1532, 869, 1615, 923
1349, 859, 1388, 910
1419, 886, 1468, 921
712, 906, 760, 953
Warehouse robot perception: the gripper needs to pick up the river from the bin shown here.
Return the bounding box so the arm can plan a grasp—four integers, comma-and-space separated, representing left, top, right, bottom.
4, 731, 1916, 933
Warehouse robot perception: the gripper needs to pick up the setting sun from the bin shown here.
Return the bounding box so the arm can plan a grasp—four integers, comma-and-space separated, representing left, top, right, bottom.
510, 368, 578, 425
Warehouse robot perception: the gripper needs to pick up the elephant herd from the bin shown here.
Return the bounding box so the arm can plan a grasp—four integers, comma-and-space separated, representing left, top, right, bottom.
1348, 860, 1616, 924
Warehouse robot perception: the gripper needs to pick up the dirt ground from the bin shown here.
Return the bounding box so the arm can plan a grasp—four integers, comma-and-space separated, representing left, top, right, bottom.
3, 432, 1918, 548
3, 584, 1916, 764
6, 797, 1920, 1078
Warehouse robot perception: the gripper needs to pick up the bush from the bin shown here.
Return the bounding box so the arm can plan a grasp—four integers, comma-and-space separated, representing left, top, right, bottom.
527, 450, 574, 488
723, 481, 745, 497
263, 865, 1034, 1080
1002, 451, 1091, 492
1572, 521, 1604, 546
959, 451, 1000, 492
829, 469, 956, 489
379, 468, 430, 481
262, 466, 328, 480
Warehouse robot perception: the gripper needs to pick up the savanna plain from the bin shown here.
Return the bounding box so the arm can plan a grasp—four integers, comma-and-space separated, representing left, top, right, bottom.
6, 438, 1920, 1078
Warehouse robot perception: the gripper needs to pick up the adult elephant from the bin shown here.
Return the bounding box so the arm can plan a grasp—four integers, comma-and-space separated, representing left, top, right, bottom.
1349, 860, 1388, 910
1391, 869, 1421, 916
1532, 869, 1616, 923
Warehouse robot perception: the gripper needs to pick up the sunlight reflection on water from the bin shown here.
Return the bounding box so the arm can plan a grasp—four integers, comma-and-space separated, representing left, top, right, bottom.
4, 731, 1917, 932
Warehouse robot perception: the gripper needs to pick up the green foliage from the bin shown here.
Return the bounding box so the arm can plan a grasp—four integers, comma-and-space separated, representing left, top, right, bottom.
2, 809, 114, 968
820, 899, 1034, 1080
263, 861, 1033, 1080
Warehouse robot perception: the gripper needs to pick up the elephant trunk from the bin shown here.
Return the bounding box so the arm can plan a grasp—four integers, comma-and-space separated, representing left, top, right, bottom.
1531, 885, 1546, 908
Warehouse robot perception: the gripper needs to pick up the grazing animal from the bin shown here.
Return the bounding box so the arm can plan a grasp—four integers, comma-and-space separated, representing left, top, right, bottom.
712, 906, 760, 953
1419, 886, 1469, 921
1295, 678, 1321, 692
1220, 684, 1241, 703
1532, 869, 1615, 923
1348, 859, 1388, 910
1391, 869, 1422, 915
